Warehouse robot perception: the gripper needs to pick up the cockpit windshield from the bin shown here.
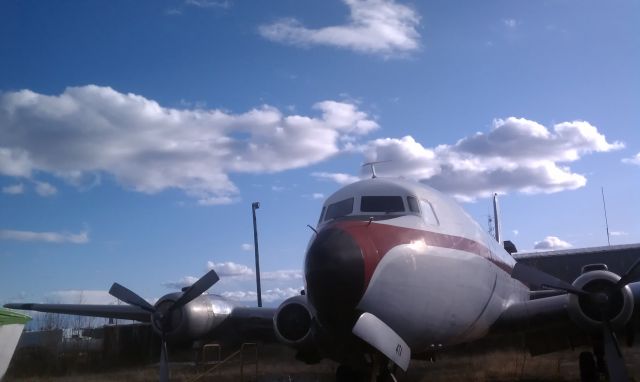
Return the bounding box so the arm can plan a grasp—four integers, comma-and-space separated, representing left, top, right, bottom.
324, 197, 354, 221
360, 196, 405, 213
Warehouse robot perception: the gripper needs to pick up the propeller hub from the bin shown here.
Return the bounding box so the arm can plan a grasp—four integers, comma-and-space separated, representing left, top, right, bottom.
152, 298, 184, 336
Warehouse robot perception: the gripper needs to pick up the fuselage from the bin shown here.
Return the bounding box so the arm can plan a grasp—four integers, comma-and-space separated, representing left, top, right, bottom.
304, 177, 529, 354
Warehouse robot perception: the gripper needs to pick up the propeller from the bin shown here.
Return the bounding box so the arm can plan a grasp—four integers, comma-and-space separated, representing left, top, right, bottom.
511, 261, 640, 382
108, 269, 220, 382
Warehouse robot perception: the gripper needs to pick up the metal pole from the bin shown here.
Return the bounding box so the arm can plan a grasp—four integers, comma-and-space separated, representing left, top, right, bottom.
252, 202, 263, 307
601, 187, 611, 246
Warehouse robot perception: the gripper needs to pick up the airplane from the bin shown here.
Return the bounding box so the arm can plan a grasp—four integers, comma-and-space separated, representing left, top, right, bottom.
5, 174, 640, 382
0, 308, 31, 380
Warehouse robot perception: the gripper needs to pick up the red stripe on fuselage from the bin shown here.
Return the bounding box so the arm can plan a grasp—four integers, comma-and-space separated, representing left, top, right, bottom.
331, 220, 513, 288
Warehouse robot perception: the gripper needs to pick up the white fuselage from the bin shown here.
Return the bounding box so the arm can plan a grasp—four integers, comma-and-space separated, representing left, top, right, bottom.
312, 178, 529, 353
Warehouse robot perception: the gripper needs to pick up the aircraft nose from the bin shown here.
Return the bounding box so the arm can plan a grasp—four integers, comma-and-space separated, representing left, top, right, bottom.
304, 227, 365, 331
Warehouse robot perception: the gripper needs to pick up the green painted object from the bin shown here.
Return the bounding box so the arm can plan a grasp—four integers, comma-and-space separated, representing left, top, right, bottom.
0, 308, 31, 326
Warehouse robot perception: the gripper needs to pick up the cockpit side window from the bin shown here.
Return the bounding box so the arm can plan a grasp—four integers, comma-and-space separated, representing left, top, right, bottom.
324, 197, 354, 221
317, 206, 326, 225
419, 199, 439, 225
407, 196, 420, 213
361, 196, 405, 213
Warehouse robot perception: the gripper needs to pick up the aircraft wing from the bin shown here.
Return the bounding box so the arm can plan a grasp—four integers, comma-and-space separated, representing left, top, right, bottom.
514, 243, 640, 283
489, 281, 640, 355
3, 303, 151, 322
482, 243, 640, 356
228, 306, 277, 341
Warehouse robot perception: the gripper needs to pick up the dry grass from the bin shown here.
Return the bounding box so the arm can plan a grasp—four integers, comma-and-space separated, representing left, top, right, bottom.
6, 344, 640, 381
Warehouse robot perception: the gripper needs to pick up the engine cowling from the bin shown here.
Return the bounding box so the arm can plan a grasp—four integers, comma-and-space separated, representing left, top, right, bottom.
568, 270, 635, 331
273, 295, 315, 348
151, 293, 236, 341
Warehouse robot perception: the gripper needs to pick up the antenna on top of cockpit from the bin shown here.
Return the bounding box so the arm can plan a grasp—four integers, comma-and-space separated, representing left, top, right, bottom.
362, 160, 391, 179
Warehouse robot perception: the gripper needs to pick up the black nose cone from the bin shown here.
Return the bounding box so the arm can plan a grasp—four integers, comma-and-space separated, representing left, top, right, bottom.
305, 228, 364, 330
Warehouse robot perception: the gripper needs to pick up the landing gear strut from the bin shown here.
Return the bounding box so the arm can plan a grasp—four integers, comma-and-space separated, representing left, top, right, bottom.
579, 339, 611, 382
579, 351, 597, 382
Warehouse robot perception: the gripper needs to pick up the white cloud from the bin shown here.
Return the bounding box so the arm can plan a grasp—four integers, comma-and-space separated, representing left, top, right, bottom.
512, 229, 519, 236
259, 0, 420, 57
163, 276, 200, 290
534, 236, 572, 250
221, 287, 302, 303
204, 261, 302, 282
312, 193, 325, 199
34, 181, 57, 196
356, 117, 623, 201
240, 243, 253, 251
503, 19, 518, 28
2, 183, 24, 195
262, 269, 303, 281
207, 261, 254, 277
622, 153, 640, 166
610, 231, 628, 237
0, 86, 377, 204
0, 229, 89, 244
185, 0, 230, 8
46, 290, 118, 305
312, 171, 360, 185
0, 148, 31, 177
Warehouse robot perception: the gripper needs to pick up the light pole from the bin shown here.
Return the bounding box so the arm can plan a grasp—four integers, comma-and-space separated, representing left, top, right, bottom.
252, 202, 263, 307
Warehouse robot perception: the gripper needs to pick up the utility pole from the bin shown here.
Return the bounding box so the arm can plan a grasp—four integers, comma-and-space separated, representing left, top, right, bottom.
252, 202, 263, 307
601, 187, 611, 246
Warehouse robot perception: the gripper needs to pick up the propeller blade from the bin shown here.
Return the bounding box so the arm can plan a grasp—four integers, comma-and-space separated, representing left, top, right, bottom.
159, 338, 169, 382
616, 258, 640, 288
171, 269, 220, 311
511, 263, 588, 296
109, 283, 155, 313
602, 322, 630, 382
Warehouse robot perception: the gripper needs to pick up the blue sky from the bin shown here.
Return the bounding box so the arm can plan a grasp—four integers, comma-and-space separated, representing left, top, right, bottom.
1, 0, 639, 307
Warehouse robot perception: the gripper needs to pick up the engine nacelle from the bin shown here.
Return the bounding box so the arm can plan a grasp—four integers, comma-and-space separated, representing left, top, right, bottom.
273, 295, 315, 348
152, 293, 236, 341
568, 270, 634, 331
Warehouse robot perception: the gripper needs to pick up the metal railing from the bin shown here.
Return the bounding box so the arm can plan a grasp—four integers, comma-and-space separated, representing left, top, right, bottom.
188, 342, 259, 382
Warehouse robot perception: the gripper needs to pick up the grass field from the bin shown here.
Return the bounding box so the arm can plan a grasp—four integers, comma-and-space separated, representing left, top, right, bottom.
6, 343, 640, 381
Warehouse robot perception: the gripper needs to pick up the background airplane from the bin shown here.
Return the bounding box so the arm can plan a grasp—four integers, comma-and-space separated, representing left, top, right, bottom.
6, 176, 640, 382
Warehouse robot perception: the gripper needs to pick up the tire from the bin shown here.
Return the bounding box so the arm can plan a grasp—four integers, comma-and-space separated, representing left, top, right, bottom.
579, 351, 598, 382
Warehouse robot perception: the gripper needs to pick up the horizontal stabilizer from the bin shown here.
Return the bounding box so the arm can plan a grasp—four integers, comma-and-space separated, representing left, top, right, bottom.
3, 303, 150, 322
353, 312, 410, 371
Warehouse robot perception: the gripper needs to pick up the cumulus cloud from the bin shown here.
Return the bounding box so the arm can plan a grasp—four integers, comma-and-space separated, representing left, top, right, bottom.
35, 181, 57, 196
46, 290, 118, 305
162, 276, 200, 290
221, 287, 302, 303
503, 19, 518, 28
205, 261, 302, 282
240, 243, 253, 251
354, 117, 622, 201
312, 171, 360, 185
534, 236, 572, 250
2, 183, 24, 195
259, 0, 420, 56
0, 229, 89, 244
0, 85, 377, 204
207, 261, 254, 277
622, 153, 640, 166
262, 269, 303, 281
185, 0, 230, 9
